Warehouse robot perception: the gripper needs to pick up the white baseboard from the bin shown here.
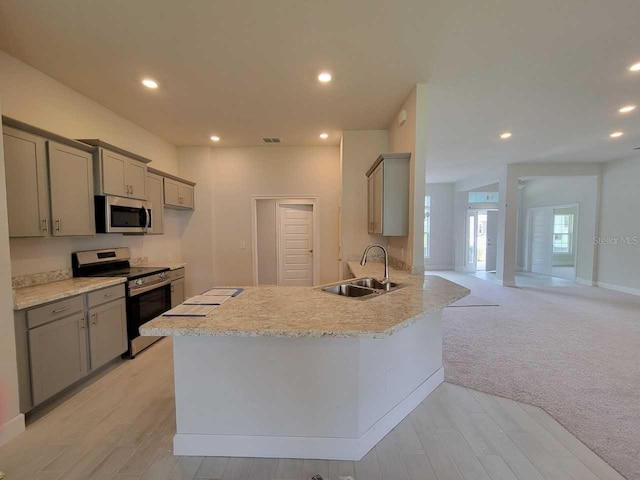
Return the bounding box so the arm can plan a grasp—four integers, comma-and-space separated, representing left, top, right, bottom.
597, 281, 640, 297
174, 368, 444, 460
425, 266, 454, 271
575, 277, 594, 286
0, 413, 25, 446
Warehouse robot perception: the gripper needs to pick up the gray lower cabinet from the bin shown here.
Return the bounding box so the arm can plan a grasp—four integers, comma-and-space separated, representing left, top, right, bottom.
171, 278, 185, 308
88, 298, 127, 370
15, 284, 127, 412
28, 312, 89, 406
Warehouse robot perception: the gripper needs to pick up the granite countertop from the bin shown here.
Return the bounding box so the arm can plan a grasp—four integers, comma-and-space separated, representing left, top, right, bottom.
140, 262, 469, 339
13, 277, 127, 310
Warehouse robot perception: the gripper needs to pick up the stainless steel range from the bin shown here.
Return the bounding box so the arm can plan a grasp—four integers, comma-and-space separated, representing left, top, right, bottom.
72, 247, 171, 357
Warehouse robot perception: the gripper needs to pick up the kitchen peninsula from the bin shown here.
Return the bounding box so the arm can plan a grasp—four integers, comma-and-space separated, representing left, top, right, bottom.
140, 263, 469, 460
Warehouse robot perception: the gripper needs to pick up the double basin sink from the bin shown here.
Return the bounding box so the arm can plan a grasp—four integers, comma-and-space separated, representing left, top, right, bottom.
321, 277, 406, 300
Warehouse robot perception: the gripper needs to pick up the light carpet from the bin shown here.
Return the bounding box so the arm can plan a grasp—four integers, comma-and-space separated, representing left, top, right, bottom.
436, 272, 639, 480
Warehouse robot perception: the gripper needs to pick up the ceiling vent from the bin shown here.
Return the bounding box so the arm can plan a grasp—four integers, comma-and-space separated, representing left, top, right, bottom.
262, 137, 282, 144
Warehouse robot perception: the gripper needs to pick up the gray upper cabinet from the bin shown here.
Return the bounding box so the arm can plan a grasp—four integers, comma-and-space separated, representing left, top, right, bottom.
88, 298, 127, 370
28, 311, 89, 405
96, 148, 147, 200
48, 142, 95, 236
366, 153, 411, 237
146, 172, 164, 234
2, 126, 50, 237
164, 177, 195, 210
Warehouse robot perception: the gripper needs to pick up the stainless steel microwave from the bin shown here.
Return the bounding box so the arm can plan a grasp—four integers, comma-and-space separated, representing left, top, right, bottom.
94, 195, 152, 234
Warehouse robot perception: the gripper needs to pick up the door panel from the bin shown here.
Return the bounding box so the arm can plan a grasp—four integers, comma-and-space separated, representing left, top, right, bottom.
125, 159, 147, 200
466, 210, 478, 272
530, 207, 554, 276
101, 150, 127, 197
278, 204, 313, 286
164, 178, 180, 206
485, 210, 498, 271
88, 299, 127, 370
48, 142, 95, 236
2, 127, 49, 237
28, 312, 88, 405
146, 172, 164, 234
178, 183, 194, 209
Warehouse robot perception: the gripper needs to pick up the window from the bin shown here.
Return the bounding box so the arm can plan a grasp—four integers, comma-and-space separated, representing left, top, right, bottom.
468, 192, 499, 203
424, 195, 431, 258
553, 214, 574, 253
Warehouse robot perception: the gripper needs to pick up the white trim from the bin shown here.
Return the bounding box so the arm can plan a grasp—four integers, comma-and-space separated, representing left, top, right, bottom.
173, 367, 443, 460
0, 413, 25, 446
597, 281, 640, 297
250, 195, 320, 287
576, 277, 594, 286
425, 265, 455, 271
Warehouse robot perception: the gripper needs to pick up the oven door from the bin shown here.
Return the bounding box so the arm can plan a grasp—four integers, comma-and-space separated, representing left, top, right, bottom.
104, 196, 151, 233
126, 282, 171, 357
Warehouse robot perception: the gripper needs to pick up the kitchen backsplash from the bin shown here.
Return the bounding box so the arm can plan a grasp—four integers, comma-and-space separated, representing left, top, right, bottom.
12, 268, 73, 289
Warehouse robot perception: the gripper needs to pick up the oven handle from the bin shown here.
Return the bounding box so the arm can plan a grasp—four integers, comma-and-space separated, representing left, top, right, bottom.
129, 278, 171, 297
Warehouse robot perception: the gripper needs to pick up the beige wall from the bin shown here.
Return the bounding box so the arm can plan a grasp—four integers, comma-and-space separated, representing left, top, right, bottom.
0, 51, 178, 174
340, 130, 388, 277
387, 85, 427, 273
178, 145, 341, 293
0, 100, 23, 444
256, 199, 277, 285
0, 50, 185, 277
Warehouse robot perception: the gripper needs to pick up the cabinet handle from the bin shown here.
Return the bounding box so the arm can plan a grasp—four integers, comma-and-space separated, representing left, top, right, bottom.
52, 306, 70, 314
80, 317, 85, 330
104, 292, 116, 297
55, 219, 61, 232
171, 285, 175, 293
42, 218, 48, 232
130, 186, 134, 195
91, 313, 97, 325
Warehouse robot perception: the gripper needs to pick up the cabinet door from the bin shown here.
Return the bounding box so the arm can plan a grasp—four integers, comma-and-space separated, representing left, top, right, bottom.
171, 278, 185, 308
367, 174, 374, 234
146, 172, 164, 234
2, 127, 50, 237
88, 298, 127, 370
125, 159, 147, 200
164, 178, 180, 207
178, 183, 194, 209
372, 164, 383, 234
101, 149, 127, 197
28, 312, 89, 405
48, 142, 95, 236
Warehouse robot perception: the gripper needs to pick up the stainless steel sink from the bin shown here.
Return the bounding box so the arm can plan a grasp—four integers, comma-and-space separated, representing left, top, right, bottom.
350, 277, 399, 290
322, 284, 380, 298
321, 277, 406, 299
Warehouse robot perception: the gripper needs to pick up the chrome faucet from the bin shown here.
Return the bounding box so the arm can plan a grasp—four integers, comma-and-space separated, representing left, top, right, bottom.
360, 244, 390, 290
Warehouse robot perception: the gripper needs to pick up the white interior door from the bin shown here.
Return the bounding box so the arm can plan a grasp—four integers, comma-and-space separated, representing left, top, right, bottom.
466, 210, 478, 272
485, 210, 498, 272
278, 204, 314, 286
529, 207, 553, 276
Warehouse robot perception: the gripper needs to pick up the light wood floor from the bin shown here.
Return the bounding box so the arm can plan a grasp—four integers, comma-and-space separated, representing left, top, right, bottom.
0, 338, 625, 480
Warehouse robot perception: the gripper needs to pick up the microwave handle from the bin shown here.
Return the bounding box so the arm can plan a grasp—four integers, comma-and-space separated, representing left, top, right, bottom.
146, 208, 152, 229
141, 206, 149, 232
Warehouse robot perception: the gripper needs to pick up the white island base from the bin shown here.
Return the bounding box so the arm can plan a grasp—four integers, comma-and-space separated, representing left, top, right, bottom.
172, 310, 443, 461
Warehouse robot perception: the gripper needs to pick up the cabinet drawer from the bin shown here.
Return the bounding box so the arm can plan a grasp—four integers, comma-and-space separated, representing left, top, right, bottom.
27, 296, 84, 329
87, 284, 125, 309
169, 268, 185, 281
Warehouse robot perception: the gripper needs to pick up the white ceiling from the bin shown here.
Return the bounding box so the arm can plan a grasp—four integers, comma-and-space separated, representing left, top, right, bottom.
1, 0, 639, 182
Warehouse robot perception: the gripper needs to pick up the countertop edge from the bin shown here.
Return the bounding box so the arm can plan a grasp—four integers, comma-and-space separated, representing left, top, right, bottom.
13, 277, 127, 311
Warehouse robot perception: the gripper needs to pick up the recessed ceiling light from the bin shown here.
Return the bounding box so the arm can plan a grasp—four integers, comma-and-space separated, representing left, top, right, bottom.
610, 131, 624, 138
318, 72, 332, 83
142, 79, 158, 89
210, 135, 220, 142
499, 132, 512, 139
628, 62, 640, 72
619, 105, 637, 113
319, 132, 329, 139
